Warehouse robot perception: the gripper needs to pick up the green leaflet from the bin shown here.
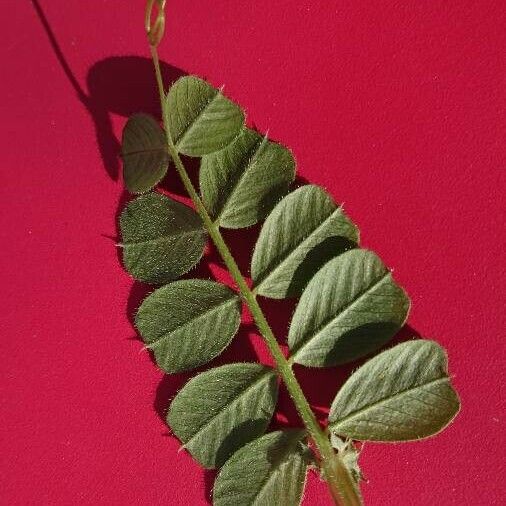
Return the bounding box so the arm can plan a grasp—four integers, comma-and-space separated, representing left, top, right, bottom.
119, 192, 206, 284
135, 280, 241, 373
200, 128, 296, 228
328, 340, 460, 441
167, 363, 279, 469
213, 430, 309, 506
121, 114, 170, 193
166, 76, 245, 156
288, 249, 410, 367
251, 185, 359, 299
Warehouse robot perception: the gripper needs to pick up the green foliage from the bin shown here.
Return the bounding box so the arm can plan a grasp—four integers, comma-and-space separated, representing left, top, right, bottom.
288, 249, 410, 367
251, 185, 359, 298
166, 76, 245, 156
119, 192, 206, 284
329, 340, 460, 441
167, 363, 279, 468
200, 128, 296, 228
117, 62, 460, 505
121, 114, 169, 193
213, 430, 309, 506
135, 279, 241, 373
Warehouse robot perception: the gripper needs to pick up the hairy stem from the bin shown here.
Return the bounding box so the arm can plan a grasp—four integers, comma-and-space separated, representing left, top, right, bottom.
148, 42, 361, 506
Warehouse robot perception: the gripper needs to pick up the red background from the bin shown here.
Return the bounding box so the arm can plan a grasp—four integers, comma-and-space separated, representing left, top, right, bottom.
2, 1, 505, 504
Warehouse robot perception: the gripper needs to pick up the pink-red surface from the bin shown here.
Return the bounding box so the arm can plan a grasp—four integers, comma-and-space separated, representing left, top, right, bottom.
2, 1, 505, 504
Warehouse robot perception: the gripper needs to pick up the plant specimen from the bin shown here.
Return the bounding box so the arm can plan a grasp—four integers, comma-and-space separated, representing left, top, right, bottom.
116, 2, 460, 504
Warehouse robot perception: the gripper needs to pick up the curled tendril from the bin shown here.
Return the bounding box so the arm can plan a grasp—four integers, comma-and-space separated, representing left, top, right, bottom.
145, 0, 167, 47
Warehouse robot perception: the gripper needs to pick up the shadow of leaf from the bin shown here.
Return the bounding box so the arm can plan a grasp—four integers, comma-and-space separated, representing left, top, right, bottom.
318, 321, 406, 367
215, 418, 272, 469
86, 56, 185, 181
287, 236, 357, 297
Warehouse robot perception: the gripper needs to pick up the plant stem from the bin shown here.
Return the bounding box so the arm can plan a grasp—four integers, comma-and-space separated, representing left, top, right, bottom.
149, 42, 362, 506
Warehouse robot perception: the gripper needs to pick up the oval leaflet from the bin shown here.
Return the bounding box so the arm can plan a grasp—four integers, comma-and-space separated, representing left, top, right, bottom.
166, 76, 245, 156
121, 113, 170, 193
288, 249, 410, 367
214, 430, 309, 506
251, 185, 359, 298
119, 192, 206, 284
135, 279, 241, 373
167, 363, 279, 469
329, 340, 461, 441
200, 128, 296, 228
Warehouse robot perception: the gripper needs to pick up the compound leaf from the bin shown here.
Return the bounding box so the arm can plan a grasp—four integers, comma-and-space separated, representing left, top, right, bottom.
135, 279, 241, 373
119, 192, 206, 284
166, 76, 245, 156
213, 430, 309, 506
251, 185, 359, 299
329, 340, 461, 441
200, 128, 296, 228
121, 114, 170, 193
167, 363, 278, 469
288, 249, 410, 367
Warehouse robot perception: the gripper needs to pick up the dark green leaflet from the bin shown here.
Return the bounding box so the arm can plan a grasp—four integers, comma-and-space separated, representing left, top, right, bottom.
200, 127, 296, 228
121, 114, 169, 193
214, 430, 309, 506
167, 363, 279, 469
119, 192, 206, 284
135, 279, 241, 372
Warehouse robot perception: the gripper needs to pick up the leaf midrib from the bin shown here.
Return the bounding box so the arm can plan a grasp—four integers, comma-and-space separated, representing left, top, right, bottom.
290, 271, 391, 359
123, 227, 203, 247
183, 368, 275, 448
330, 376, 449, 429
145, 295, 238, 348
123, 146, 167, 157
